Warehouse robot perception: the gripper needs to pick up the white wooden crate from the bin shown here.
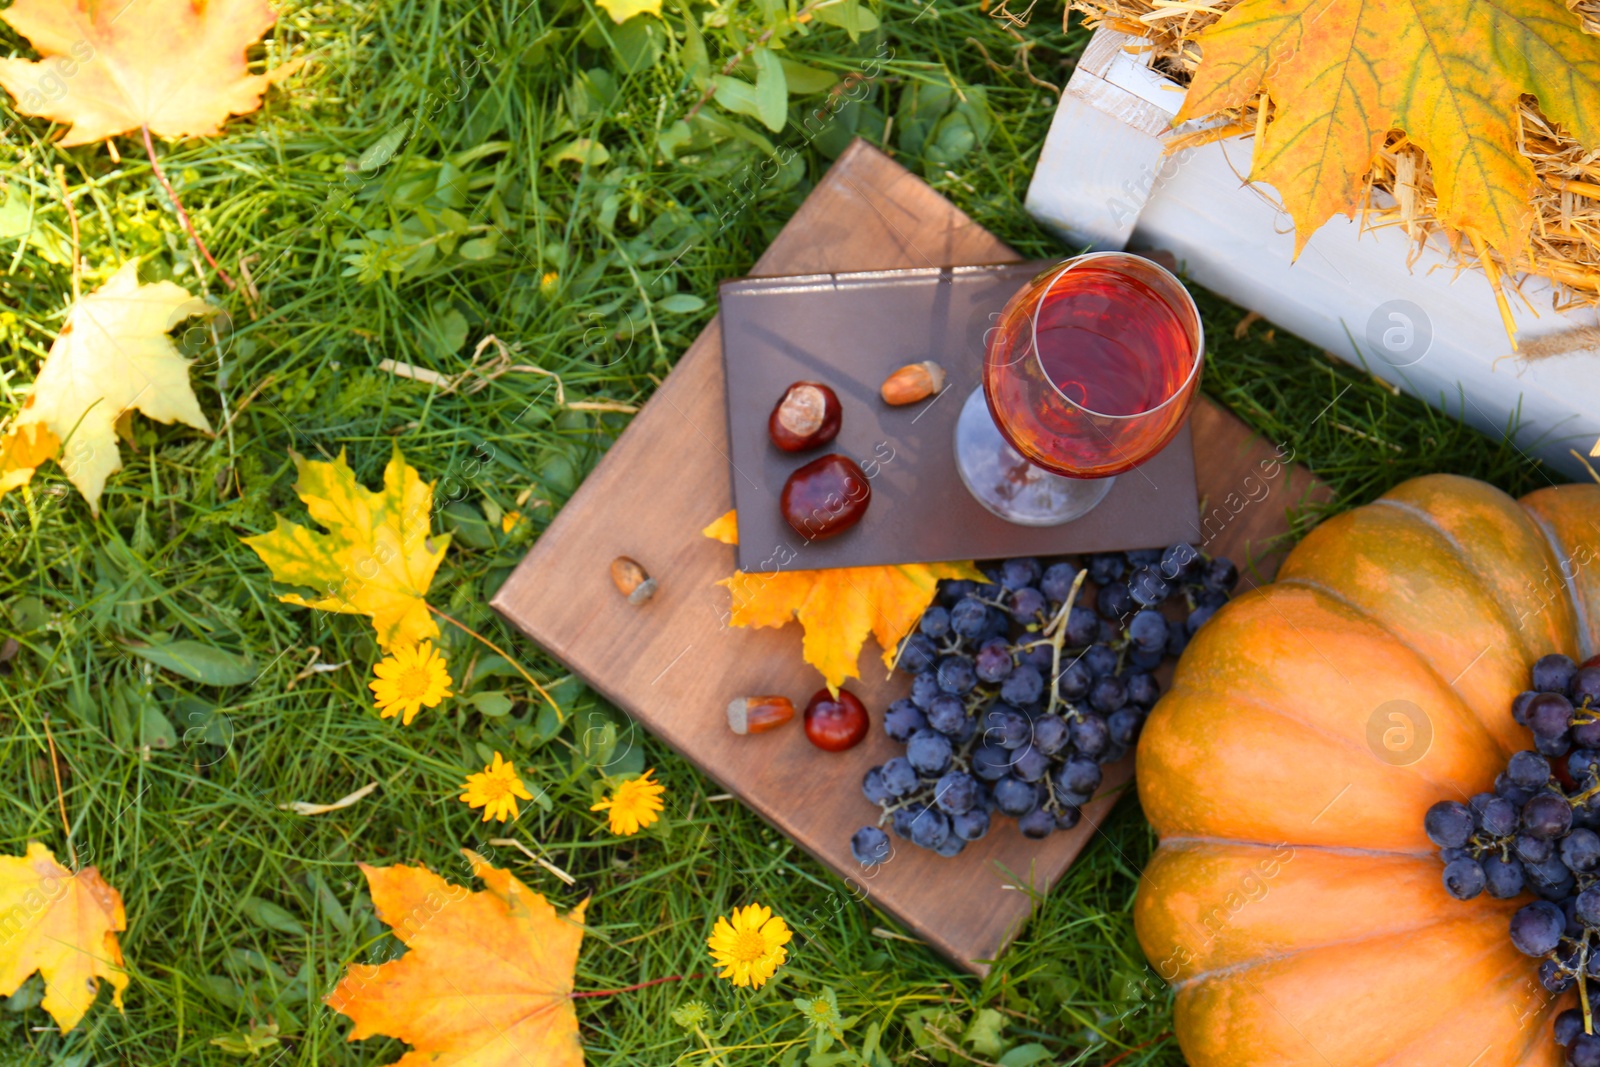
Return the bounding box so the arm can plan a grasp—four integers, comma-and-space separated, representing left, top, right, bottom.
1026, 27, 1599, 480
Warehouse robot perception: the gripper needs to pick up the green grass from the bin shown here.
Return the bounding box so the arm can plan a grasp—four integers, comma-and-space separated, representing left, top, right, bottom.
0, 0, 1576, 1064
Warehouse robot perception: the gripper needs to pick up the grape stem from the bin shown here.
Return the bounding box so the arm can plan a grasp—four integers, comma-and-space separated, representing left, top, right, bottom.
1042, 569, 1091, 721
1582, 931, 1594, 1036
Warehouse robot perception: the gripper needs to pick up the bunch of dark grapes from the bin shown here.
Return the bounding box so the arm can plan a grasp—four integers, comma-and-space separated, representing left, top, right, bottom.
849, 545, 1237, 866
1423, 652, 1600, 1066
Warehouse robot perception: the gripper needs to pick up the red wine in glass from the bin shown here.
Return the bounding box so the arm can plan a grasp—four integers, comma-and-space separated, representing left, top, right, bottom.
955, 252, 1203, 524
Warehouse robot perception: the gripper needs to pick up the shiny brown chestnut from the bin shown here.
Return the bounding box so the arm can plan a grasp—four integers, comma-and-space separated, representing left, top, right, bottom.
803, 688, 869, 751
768, 381, 841, 452
780, 453, 870, 541
726, 695, 796, 735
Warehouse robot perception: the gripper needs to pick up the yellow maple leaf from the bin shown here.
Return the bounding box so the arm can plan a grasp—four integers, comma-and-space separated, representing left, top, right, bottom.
595, 0, 662, 23
242, 447, 451, 652
326, 852, 586, 1067
0, 842, 128, 1034
11, 262, 213, 513
705, 509, 983, 693
0, 422, 60, 498
0, 0, 302, 147
1176, 0, 1600, 257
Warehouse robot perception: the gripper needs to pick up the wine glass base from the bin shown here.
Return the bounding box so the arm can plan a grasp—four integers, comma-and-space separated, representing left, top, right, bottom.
953, 386, 1115, 526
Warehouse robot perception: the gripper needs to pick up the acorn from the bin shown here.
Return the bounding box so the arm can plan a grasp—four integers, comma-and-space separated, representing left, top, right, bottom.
726, 695, 796, 735
769, 381, 842, 451
880, 361, 945, 405
610, 556, 658, 605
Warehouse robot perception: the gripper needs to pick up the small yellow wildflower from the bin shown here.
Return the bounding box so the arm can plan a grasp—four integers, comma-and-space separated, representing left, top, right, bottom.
459, 751, 534, 823
539, 271, 560, 296
589, 768, 666, 836
500, 509, 522, 534
369, 641, 453, 725
707, 903, 792, 989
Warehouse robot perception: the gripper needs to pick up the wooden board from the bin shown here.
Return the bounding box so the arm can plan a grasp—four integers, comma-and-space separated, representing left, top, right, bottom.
491, 140, 1325, 972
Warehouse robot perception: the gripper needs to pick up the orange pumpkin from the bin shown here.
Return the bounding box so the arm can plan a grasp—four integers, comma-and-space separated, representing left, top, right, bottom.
1136, 474, 1600, 1067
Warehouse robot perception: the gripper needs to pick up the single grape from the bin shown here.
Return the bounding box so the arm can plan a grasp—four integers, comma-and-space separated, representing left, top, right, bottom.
891, 805, 921, 840
1565, 829, 1600, 873
1018, 808, 1056, 839
1439, 846, 1471, 864
1186, 603, 1220, 635
851, 826, 892, 866
906, 729, 954, 776
983, 704, 1032, 749
1572, 898, 1591, 939
1164, 619, 1189, 658
1064, 606, 1100, 647
1127, 610, 1167, 654
1127, 567, 1171, 607
934, 833, 966, 858
1069, 714, 1110, 758
1482, 855, 1525, 898
934, 772, 979, 815
939, 579, 976, 606
1127, 548, 1163, 567
1097, 582, 1134, 620
1089, 675, 1129, 714
1529, 692, 1577, 739
1040, 562, 1081, 603
950, 597, 991, 640
1084, 644, 1119, 678
1055, 806, 1082, 830
1522, 792, 1573, 840
1160, 542, 1200, 580
919, 605, 951, 639
1536, 732, 1574, 759
1478, 796, 1517, 837
951, 808, 990, 841
1101, 740, 1130, 764
1573, 666, 1600, 708
974, 639, 1014, 684
1576, 720, 1600, 748
978, 608, 1011, 643
1512, 689, 1537, 725
1533, 653, 1579, 694
1056, 658, 1093, 700
1494, 774, 1532, 809
1540, 957, 1577, 993
1577, 886, 1600, 928
1202, 557, 1239, 592
1126, 647, 1164, 672
1018, 642, 1054, 674
1575, 795, 1600, 830
946, 711, 978, 745
926, 693, 968, 736
1000, 557, 1042, 589
1000, 666, 1045, 707
1442, 858, 1486, 900
1194, 588, 1229, 611
862, 767, 893, 805
1570, 1033, 1600, 1067
880, 757, 919, 798
1516, 832, 1556, 864
911, 671, 941, 709
1507, 750, 1552, 788
1511, 900, 1567, 954
1009, 587, 1047, 624
883, 699, 929, 742
1527, 855, 1577, 898
971, 744, 1013, 782
897, 633, 939, 674
1108, 706, 1144, 746
1125, 672, 1161, 708
1572, 749, 1600, 784
908, 808, 951, 850
1031, 714, 1070, 755
1087, 553, 1125, 585
1555, 1008, 1585, 1047
1012, 747, 1051, 783
992, 776, 1040, 816
1057, 757, 1103, 798
936, 655, 977, 695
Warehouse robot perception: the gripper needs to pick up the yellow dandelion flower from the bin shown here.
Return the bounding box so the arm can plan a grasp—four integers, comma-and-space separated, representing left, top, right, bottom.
707, 903, 791, 989
369, 641, 453, 725
459, 751, 534, 823
589, 768, 666, 836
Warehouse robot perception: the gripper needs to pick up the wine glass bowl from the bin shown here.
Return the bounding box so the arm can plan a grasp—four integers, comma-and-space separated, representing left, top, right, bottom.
954, 251, 1204, 525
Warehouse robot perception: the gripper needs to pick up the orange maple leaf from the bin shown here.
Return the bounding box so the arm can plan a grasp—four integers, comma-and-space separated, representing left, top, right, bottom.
0, 422, 60, 499
1175, 0, 1600, 258
703, 510, 984, 693
327, 852, 586, 1067
0, 842, 128, 1034
0, 0, 302, 147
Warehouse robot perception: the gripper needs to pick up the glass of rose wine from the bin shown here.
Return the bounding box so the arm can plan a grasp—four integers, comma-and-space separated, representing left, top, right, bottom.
954, 251, 1204, 525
